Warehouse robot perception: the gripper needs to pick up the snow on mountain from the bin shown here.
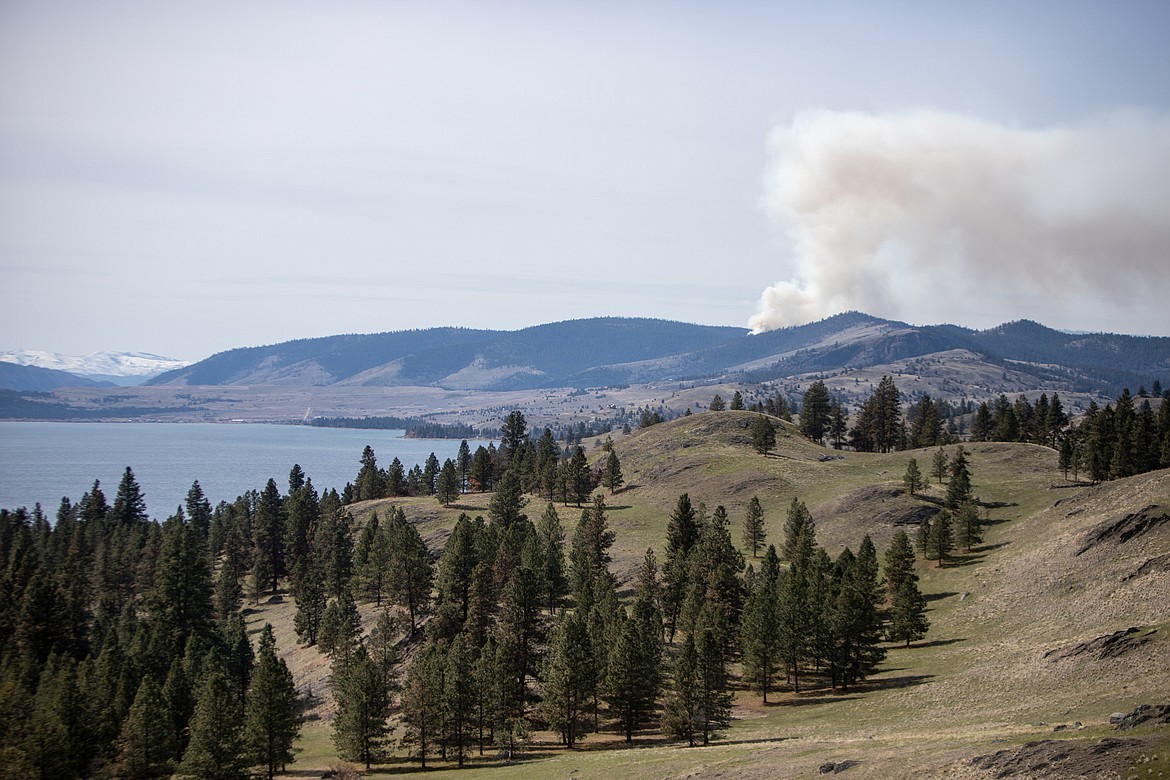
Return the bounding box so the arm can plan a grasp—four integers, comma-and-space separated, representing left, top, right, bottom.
0, 350, 191, 385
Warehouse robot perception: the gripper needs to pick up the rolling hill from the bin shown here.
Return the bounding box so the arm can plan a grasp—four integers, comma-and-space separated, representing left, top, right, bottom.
242, 411, 1169, 779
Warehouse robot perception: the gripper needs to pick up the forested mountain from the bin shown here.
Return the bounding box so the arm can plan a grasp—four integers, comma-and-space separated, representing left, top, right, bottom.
147, 314, 1170, 395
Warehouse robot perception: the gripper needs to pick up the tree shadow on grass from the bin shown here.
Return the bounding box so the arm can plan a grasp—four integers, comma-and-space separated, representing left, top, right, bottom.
910, 637, 966, 649
859, 673, 934, 692
361, 751, 559, 775
924, 591, 959, 602
774, 692, 860, 707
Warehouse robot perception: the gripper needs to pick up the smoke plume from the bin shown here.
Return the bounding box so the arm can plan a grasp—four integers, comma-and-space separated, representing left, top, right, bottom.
748, 109, 1170, 333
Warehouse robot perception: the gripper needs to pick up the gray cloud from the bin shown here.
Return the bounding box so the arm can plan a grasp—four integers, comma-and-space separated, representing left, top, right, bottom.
749, 110, 1170, 334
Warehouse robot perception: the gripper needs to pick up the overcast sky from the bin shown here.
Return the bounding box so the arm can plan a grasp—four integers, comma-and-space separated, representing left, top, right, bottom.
2, 1, 1169, 361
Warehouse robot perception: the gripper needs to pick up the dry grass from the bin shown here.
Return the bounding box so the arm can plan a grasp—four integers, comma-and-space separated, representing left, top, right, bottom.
255, 411, 1170, 778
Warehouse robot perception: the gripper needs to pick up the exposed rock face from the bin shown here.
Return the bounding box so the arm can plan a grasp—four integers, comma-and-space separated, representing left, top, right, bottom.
1043, 627, 1158, 662
1114, 704, 1170, 731
1076, 506, 1170, 556
970, 738, 1143, 778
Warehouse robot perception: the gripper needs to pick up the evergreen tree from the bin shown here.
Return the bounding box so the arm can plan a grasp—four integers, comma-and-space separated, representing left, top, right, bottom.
244, 625, 300, 780
319, 589, 362, 666
111, 678, 177, 778
888, 573, 930, 647
251, 479, 285, 595
945, 447, 973, 510
730, 390, 745, 410
740, 545, 781, 702
927, 511, 954, 566
366, 608, 401, 698
437, 458, 460, 506
662, 631, 701, 746
601, 450, 624, 494
882, 530, 917, 603
442, 634, 476, 765
709, 394, 726, 411
489, 467, 528, 529
293, 565, 327, 647
540, 610, 594, 747
751, 413, 777, 455
903, 458, 924, 496
179, 671, 248, 780
355, 445, 384, 501
400, 639, 442, 768
662, 494, 698, 641
931, 447, 949, 485
331, 645, 391, 770
605, 611, 661, 743
111, 466, 149, 527
742, 495, 766, 557
386, 513, 433, 633
954, 500, 983, 553
569, 495, 616, 599
536, 503, 568, 613
694, 612, 732, 745
800, 380, 833, 444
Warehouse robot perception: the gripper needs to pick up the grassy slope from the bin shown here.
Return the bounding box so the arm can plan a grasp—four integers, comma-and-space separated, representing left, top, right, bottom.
255, 411, 1170, 779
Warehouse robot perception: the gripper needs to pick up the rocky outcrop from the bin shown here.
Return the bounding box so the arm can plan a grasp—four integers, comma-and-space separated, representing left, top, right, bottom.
1114, 704, 1170, 731
1043, 627, 1158, 662
1076, 506, 1170, 556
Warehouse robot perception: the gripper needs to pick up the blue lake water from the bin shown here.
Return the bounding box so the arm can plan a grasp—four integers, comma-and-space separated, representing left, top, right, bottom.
0, 422, 492, 518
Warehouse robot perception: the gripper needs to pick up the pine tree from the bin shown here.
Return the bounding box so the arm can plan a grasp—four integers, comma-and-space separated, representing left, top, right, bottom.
331, 645, 391, 770
954, 501, 983, 553
540, 610, 594, 747
800, 380, 833, 444
927, 511, 954, 567
742, 495, 766, 557
663, 494, 700, 635
536, 503, 568, 613
929, 447, 949, 485
319, 589, 362, 666
442, 634, 476, 765
903, 458, 924, 496
662, 631, 701, 746
244, 625, 300, 780
888, 574, 930, 647
293, 564, 327, 646
751, 413, 777, 455
386, 513, 433, 633
882, 530, 917, 602
437, 459, 460, 506
111, 466, 149, 527
605, 605, 661, 743
740, 545, 781, 702
601, 450, 624, 494
695, 612, 732, 745
945, 446, 973, 510
179, 671, 248, 780
114, 677, 179, 779
400, 639, 443, 768
251, 479, 285, 595
709, 394, 726, 411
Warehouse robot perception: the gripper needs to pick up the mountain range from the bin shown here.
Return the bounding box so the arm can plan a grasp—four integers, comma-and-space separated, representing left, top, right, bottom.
0, 350, 190, 390
146, 312, 1170, 395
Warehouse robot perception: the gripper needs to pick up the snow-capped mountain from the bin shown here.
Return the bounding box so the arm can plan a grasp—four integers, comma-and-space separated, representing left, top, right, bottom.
0, 350, 191, 386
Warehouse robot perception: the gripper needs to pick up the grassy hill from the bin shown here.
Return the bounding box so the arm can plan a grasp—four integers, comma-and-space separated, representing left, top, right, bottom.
247, 411, 1170, 778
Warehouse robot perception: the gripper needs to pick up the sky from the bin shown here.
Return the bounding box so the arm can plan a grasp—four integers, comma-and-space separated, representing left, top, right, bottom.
2, 1, 1169, 361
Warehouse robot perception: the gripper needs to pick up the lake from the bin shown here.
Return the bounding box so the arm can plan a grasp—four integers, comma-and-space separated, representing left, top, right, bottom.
0, 422, 493, 518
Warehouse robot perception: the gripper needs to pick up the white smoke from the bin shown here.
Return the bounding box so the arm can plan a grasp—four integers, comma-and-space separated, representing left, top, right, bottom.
748, 109, 1170, 333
